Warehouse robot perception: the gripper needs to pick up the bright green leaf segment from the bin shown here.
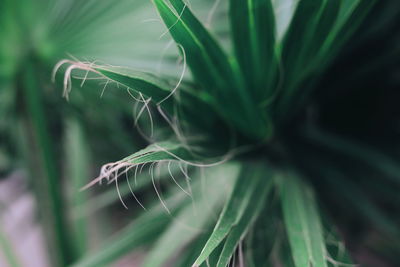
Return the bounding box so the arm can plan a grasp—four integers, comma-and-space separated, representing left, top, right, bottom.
280, 173, 328, 267
215, 168, 273, 267
194, 164, 273, 266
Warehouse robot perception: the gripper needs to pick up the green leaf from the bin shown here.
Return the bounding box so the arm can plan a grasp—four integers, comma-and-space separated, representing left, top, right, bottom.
64, 117, 91, 257
75, 162, 181, 217
312, 0, 377, 68
304, 0, 341, 67
216, 166, 273, 267
278, 0, 325, 103
275, 0, 341, 115
279, 172, 328, 267
193, 163, 272, 266
275, 0, 377, 119
22, 62, 75, 266
281, 0, 324, 64
142, 163, 239, 267
82, 141, 196, 190
229, 0, 276, 100
331, 0, 377, 53
245, 194, 280, 267
176, 230, 225, 267
120, 142, 193, 164
96, 66, 179, 107
153, 0, 236, 94
152, 0, 271, 140
82, 64, 220, 134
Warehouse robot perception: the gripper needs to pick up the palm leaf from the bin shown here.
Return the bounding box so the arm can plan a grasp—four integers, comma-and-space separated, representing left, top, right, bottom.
193, 163, 272, 266
216, 167, 273, 267
279, 172, 328, 267
229, 0, 276, 100
152, 0, 271, 140
64, 117, 91, 257
142, 163, 239, 267
81, 142, 196, 190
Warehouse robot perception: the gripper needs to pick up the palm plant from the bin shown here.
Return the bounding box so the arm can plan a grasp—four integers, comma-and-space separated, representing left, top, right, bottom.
53, 0, 400, 266
2, 0, 400, 266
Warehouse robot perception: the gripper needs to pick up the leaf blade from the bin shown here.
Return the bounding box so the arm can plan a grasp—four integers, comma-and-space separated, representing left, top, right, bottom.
280, 173, 328, 267
229, 0, 276, 100
216, 167, 273, 267
193, 163, 271, 266
142, 163, 239, 267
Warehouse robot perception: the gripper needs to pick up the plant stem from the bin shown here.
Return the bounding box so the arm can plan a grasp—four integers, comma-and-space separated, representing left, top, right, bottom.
21, 60, 74, 266
65, 117, 89, 257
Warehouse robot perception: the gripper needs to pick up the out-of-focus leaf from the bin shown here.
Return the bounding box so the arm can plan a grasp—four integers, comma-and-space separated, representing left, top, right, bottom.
306, 128, 400, 185
320, 0, 377, 63
245, 194, 280, 267
22, 62, 74, 266
64, 117, 90, 256
73, 178, 193, 267
321, 168, 400, 237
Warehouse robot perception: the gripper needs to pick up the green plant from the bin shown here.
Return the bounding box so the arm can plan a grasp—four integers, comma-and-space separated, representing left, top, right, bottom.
2, 0, 400, 266
55, 0, 400, 266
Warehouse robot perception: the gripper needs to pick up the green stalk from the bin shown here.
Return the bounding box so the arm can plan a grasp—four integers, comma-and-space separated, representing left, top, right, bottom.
21, 60, 74, 266
65, 117, 90, 257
